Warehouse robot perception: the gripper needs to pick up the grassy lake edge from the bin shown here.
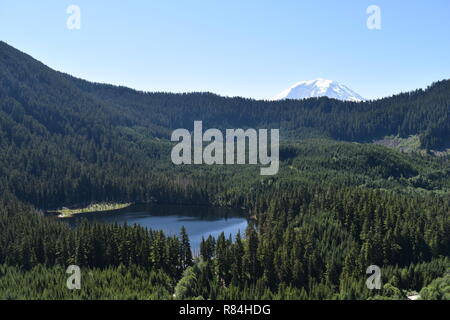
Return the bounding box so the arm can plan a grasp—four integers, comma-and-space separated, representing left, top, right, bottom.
48, 202, 133, 218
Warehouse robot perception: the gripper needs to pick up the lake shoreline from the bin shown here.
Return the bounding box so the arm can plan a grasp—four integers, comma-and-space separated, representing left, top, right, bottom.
47, 202, 133, 218
54, 203, 248, 251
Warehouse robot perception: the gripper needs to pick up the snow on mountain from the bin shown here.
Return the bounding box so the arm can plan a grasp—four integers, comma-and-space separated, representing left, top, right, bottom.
273, 79, 365, 102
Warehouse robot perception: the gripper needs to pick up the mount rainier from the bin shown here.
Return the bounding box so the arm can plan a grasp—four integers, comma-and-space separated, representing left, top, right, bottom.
273, 79, 365, 102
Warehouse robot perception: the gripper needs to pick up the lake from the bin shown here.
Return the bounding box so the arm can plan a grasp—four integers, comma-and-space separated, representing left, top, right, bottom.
62, 204, 248, 251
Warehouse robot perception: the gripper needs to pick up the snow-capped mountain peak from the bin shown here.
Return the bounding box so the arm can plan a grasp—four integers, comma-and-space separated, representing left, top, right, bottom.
273, 78, 365, 102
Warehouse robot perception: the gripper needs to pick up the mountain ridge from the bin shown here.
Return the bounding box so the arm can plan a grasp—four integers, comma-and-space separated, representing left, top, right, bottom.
1, 40, 449, 149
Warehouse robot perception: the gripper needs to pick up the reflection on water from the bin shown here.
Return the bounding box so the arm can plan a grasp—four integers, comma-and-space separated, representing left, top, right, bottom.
62, 204, 248, 250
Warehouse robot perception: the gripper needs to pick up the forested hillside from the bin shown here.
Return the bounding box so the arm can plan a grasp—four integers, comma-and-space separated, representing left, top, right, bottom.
0, 41, 449, 300
71, 76, 450, 149
1, 40, 450, 209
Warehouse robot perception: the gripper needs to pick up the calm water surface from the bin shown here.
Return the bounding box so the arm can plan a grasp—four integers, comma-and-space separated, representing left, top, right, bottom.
63, 204, 248, 250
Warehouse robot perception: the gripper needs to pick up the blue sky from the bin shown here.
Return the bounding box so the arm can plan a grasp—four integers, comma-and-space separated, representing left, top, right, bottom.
0, 0, 449, 99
